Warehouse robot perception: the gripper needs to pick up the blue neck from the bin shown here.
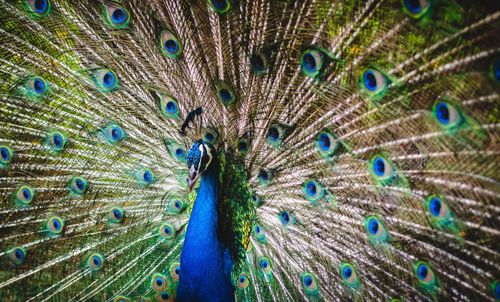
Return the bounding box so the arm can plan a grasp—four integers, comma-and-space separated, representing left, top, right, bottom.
177, 163, 234, 302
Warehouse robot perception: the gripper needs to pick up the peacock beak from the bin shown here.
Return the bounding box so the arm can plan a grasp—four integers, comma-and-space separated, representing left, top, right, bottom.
188, 165, 199, 192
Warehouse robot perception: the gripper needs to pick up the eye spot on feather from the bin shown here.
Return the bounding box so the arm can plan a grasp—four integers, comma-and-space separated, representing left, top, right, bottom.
209, 0, 231, 14
369, 155, 397, 185
279, 210, 294, 226
250, 53, 268, 75
359, 68, 391, 101
300, 49, 325, 78
237, 272, 250, 289
45, 131, 67, 152
100, 123, 125, 144
202, 127, 219, 144
491, 280, 500, 300
87, 253, 104, 271
490, 60, 500, 83
237, 138, 250, 154
160, 30, 182, 59
159, 223, 175, 240
432, 99, 464, 130
170, 262, 180, 281
301, 273, 319, 295
109, 207, 124, 223
15, 185, 35, 206
25, 0, 51, 16
9, 247, 26, 265
402, 0, 430, 19
113, 296, 131, 302
258, 169, 272, 186
339, 262, 360, 289
68, 176, 88, 195
46, 216, 64, 235
102, 4, 130, 29
92, 69, 119, 92
0, 145, 13, 168
152, 273, 168, 292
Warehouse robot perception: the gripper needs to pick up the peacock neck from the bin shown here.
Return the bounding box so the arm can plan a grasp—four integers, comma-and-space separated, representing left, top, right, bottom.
178, 160, 234, 301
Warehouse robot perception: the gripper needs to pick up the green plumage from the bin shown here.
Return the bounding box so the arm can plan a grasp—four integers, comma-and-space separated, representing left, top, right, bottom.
0, 0, 499, 301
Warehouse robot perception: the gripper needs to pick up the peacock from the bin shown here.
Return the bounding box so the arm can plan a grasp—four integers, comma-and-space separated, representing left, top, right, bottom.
0, 0, 499, 301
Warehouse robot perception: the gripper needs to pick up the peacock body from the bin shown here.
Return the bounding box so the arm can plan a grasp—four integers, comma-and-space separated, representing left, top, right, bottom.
0, 0, 499, 301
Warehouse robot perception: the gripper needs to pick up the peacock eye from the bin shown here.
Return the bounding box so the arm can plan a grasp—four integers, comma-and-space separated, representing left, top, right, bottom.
15, 185, 35, 206
364, 216, 389, 243
300, 49, 325, 78
302, 179, 326, 204
108, 207, 124, 223
425, 195, 455, 229
92, 69, 119, 92
250, 53, 268, 75
432, 99, 464, 130
259, 257, 272, 275
87, 253, 104, 271
135, 168, 155, 186
339, 262, 359, 289
0, 145, 13, 168
266, 124, 286, 147
155, 291, 173, 302
252, 224, 266, 243
9, 247, 26, 265
491, 281, 500, 300
151, 273, 168, 292
359, 68, 391, 101
25, 0, 51, 16
257, 169, 272, 186
160, 30, 182, 59
237, 272, 250, 288
236, 137, 250, 154
301, 273, 319, 295
168, 198, 185, 214
170, 262, 180, 281
159, 94, 180, 118
68, 176, 88, 195
26, 76, 48, 96
216, 83, 236, 106
103, 4, 130, 29
202, 127, 219, 144
101, 123, 125, 144
414, 261, 436, 285
402, 0, 430, 19
165, 140, 186, 162
209, 0, 231, 14
46, 216, 64, 235
159, 223, 175, 240
113, 296, 131, 302
315, 130, 340, 157
369, 155, 396, 184
279, 210, 294, 226
45, 131, 67, 152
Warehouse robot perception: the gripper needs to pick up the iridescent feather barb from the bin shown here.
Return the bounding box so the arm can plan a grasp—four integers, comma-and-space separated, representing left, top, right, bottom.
0, 0, 499, 301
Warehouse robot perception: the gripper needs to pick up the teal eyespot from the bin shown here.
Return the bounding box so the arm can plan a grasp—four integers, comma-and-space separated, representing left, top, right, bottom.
14, 185, 35, 206
339, 262, 360, 289
490, 280, 500, 300
359, 67, 392, 101
301, 49, 326, 78
92, 69, 119, 92
302, 179, 333, 205
413, 261, 439, 293
165, 140, 186, 162
257, 169, 272, 187
401, 0, 430, 19
155, 291, 173, 302
301, 272, 319, 296
0, 145, 13, 169
167, 198, 185, 214
266, 124, 287, 147
87, 253, 104, 271
135, 168, 155, 186
369, 155, 398, 185
364, 215, 389, 244
236, 137, 250, 155
315, 130, 343, 158
108, 207, 124, 223
158, 94, 180, 118
425, 194, 459, 231
202, 127, 219, 144
216, 83, 236, 106
252, 224, 266, 243
24, 0, 51, 17
25, 76, 48, 98
251, 193, 263, 207
46, 215, 64, 235
8, 247, 26, 265
170, 261, 180, 281
258, 257, 272, 281
432, 98, 465, 131
102, 3, 130, 29
100, 123, 125, 144
45, 131, 67, 152
152, 273, 168, 292
159, 223, 175, 240
160, 30, 182, 59
237, 272, 250, 289
208, 0, 231, 14
68, 176, 88, 195
250, 52, 269, 75
279, 210, 295, 226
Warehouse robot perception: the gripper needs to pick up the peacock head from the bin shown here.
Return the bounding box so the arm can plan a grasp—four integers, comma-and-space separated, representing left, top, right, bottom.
186, 140, 216, 192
